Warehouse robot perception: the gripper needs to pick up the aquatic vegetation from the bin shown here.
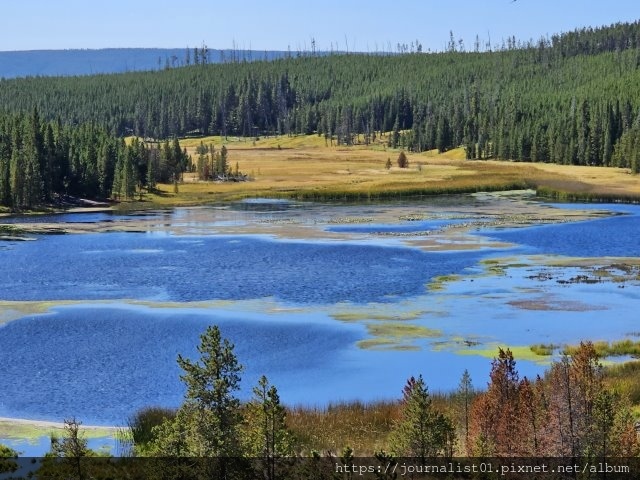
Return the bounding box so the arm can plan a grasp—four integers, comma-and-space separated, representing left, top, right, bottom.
529, 343, 560, 356
426, 274, 462, 291
563, 339, 640, 358
365, 322, 442, 339
356, 323, 442, 350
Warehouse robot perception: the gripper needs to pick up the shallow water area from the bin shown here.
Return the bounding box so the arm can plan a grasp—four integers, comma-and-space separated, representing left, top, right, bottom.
1, 194, 640, 454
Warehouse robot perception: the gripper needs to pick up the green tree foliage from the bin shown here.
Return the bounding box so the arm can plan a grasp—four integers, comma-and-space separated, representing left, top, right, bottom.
456, 369, 474, 447
390, 375, 455, 461
125, 406, 176, 456
149, 325, 244, 458
47, 418, 94, 480
0, 444, 18, 475
242, 375, 294, 480
0, 111, 188, 207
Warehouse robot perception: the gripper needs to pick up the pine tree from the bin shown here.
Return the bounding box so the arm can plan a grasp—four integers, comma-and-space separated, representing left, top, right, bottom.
456, 370, 474, 449
155, 325, 244, 458
242, 376, 293, 480
390, 375, 455, 462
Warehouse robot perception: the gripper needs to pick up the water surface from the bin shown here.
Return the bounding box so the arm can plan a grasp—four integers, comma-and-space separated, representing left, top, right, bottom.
1, 197, 639, 433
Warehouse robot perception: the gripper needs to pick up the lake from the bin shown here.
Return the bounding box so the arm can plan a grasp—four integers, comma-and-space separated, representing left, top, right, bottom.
1, 193, 639, 452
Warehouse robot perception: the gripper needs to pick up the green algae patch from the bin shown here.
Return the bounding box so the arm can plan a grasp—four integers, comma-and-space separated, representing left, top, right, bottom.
530, 343, 560, 356
427, 274, 462, 291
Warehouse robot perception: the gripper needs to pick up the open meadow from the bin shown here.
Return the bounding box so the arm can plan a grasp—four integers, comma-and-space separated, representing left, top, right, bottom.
129, 134, 640, 208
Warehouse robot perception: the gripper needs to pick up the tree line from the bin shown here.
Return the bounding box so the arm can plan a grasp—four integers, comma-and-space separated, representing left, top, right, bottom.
1, 22, 640, 174
0, 110, 189, 209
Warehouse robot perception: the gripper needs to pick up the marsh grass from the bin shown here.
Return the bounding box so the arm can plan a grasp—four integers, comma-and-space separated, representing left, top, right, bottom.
563, 339, 640, 357
285, 392, 456, 456
537, 186, 640, 203
603, 361, 640, 405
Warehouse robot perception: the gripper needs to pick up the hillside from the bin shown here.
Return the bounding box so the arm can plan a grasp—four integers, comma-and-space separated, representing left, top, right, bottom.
1, 22, 640, 210
1, 22, 639, 172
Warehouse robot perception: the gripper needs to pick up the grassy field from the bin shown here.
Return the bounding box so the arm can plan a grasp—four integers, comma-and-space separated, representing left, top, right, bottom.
118, 134, 640, 208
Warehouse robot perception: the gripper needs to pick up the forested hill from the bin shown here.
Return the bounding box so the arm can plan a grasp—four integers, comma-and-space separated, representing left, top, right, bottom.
1, 21, 640, 171
0, 48, 291, 79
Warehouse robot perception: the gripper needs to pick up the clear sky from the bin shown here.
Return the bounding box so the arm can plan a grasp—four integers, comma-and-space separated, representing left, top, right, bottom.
1, 0, 639, 52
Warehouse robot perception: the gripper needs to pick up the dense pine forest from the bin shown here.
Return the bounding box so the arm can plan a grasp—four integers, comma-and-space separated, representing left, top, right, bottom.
0, 110, 189, 209
1, 21, 640, 209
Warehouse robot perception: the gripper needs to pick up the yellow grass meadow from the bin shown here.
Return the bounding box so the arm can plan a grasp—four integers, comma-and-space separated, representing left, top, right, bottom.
130, 134, 640, 208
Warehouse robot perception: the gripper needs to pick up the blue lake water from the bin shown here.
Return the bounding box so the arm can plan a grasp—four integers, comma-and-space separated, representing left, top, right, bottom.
485, 204, 640, 257
0, 232, 486, 304
1, 198, 639, 438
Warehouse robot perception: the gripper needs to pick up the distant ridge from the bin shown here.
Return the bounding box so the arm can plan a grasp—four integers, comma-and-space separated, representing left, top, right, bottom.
0, 48, 294, 78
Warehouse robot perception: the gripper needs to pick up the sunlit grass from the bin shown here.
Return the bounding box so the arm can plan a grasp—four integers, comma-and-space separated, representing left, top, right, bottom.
286, 401, 400, 455
112, 135, 640, 207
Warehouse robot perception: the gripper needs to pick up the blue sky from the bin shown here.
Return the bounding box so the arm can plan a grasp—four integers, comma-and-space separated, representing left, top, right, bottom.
1, 0, 639, 52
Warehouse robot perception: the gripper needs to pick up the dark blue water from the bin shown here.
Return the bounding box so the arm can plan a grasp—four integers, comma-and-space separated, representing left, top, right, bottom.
484, 204, 640, 257
0, 305, 362, 424
0, 233, 485, 304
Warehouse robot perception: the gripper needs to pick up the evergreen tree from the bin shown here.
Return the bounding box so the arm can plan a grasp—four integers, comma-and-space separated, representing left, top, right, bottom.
151, 325, 244, 458
242, 376, 293, 480
390, 375, 455, 461
456, 369, 474, 448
